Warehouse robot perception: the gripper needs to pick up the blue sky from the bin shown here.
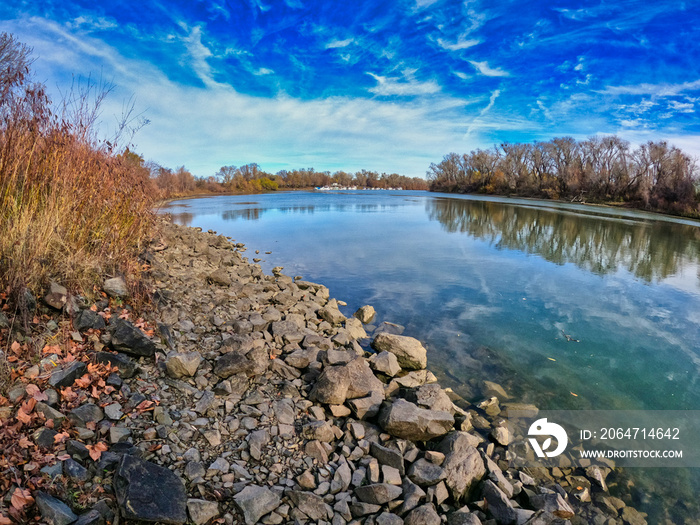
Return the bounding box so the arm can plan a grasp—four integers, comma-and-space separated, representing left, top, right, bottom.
1, 0, 699, 177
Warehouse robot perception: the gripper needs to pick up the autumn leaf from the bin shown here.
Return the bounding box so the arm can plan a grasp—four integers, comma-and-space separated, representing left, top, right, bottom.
25, 384, 48, 402
10, 341, 20, 354
74, 375, 92, 389
57, 454, 71, 461
86, 441, 108, 461
60, 387, 78, 402
0, 513, 12, 524
135, 400, 154, 412
10, 488, 33, 511
90, 304, 98, 312
42, 344, 62, 356
53, 432, 70, 444
18, 437, 32, 449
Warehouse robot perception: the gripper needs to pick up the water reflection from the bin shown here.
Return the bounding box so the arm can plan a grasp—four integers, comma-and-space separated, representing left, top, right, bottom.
427, 197, 700, 283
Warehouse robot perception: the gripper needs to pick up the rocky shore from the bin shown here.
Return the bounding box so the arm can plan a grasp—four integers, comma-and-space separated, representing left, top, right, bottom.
0, 219, 653, 525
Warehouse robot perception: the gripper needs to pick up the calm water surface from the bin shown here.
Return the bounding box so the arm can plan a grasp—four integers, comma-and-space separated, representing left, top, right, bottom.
161, 191, 700, 412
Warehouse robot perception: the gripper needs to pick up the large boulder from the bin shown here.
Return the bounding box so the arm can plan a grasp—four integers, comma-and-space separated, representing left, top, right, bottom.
371, 333, 427, 370
378, 399, 454, 441
309, 365, 351, 404
437, 432, 486, 502
114, 455, 187, 524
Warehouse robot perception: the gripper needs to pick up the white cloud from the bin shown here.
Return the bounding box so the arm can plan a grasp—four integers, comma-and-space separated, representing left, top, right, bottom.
468, 60, 509, 77
465, 89, 501, 137
454, 71, 470, 80
669, 100, 695, 113
325, 38, 354, 49
601, 79, 700, 97
437, 37, 480, 51
254, 67, 274, 75
367, 72, 441, 96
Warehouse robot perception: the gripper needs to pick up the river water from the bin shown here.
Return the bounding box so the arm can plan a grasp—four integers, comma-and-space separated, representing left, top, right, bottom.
160, 190, 700, 521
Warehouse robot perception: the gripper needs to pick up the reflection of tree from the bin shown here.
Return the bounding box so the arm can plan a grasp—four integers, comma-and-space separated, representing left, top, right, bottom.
172, 212, 194, 227
222, 209, 262, 221
427, 198, 700, 282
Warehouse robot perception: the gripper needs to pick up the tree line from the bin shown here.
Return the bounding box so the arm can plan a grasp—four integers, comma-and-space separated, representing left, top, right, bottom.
150, 162, 429, 197
427, 136, 700, 216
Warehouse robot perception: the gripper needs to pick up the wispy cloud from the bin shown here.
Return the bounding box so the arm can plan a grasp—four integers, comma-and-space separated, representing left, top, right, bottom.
437, 37, 480, 52
468, 60, 509, 77
325, 38, 353, 49
465, 89, 501, 137
601, 79, 700, 97
367, 72, 441, 97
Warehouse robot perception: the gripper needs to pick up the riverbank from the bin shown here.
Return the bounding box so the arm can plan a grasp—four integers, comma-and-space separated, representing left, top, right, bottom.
0, 218, 654, 524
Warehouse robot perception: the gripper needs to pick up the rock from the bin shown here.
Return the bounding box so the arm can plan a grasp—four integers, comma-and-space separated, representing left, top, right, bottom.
370, 351, 401, 377
376, 512, 404, 525
371, 333, 427, 370
424, 451, 445, 465
165, 352, 202, 378
482, 380, 510, 400
309, 365, 351, 404
318, 306, 346, 325
350, 502, 382, 517
208, 268, 232, 286
114, 455, 187, 524
437, 432, 486, 502
247, 429, 269, 460
370, 442, 405, 475
49, 361, 87, 388
74, 309, 106, 332
68, 403, 104, 427
529, 493, 575, 519
35, 402, 66, 425
354, 305, 376, 324
44, 282, 68, 310
104, 277, 128, 298
110, 426, 131, 443
64, 458, 89, 481
620, 506, 647, 525
348, 390, 384, 420
34, 427, 58, 448
73, 509, 104, 525
298, 470, 317, 489
408, 458, 446, 487
490, 425, 510, 446
331, 460, 352, 494
95, 352, 138, 378
382, 464, 403, 486
302, 420, 335, 442
405, 504, 441, 525
214, 351, 256, 378
345, 358, 385, 399
187, 499, 220, 525
344, 317, 368, 339
35, 491, 79, 525
355, 483, 403, 505
482, 480, 517, 524
104, 402, 123, 420
406, 384, 454, 413
288, 491, 328, 521
447, 509, 483, 525
378, 399, 454, 441
233, 485, 281, 525
305, 440, 329, 463
110, 319, 156, 357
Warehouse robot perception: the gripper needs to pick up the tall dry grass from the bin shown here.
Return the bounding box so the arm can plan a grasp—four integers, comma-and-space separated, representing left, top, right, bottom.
0, 33, 156, 310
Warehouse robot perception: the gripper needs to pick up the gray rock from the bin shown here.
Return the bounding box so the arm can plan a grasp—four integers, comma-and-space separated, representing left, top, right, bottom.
45, 282, 68, 310
187, 499, 220, 525
438, 432, 486, 502
529, 493, 574, 520
483, 453, 513, 499
447, 509, 483, 525
104, 277, 128, 298
355, 483, 403, 505
114, 455, 187, 524
234, 485, 281, 525
371, 333, 427, 370
344, 317, 368, 339
185, 461, 206, 481
620, 506, 647, 525
482, 380, 510, 400
73, 509, 104, 525
318, 306, 346, 325
309, 365, 351, 404
110, 319, 156, 357
370, 351, 401, 377
348, 390, 384, 420
247, 429, 269, 460
331, 460, 352, 494
69, 403, 104, 427
49, 361, 87, 388
64, 458, 89, 481
35, 491, 79, 525
408, 458, 446, 487
376, 512, 404, 525
95, 352, 138, 378
288, 490, 328, 521
214, 351, 256, 378
104, 402, 123, 421
406, 384, 454, 413
74, 309, 106, 332
370, 442, 405, 475
354, 305, 376, 324
345, 358, 385, 400
482, 480, 517, 524
34, 427, 58, 448
350, 502, 382, 517
208, 268, 232, 286
110, 426, 132, 444
378, 399, 454, 441
35, 402, 66, 425
165, 352, 202, 378
302, 421, 335, 442
405, 504, 441, 525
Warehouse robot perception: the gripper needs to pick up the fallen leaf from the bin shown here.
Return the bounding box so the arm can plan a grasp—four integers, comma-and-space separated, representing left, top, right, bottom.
42, 344, 62, 356
18, 437, 32, 449
25, 384, 48, 402
135, 400, 154, 412
10, 488, 33, 511
57, 454, 71, 461
74, 375, 92, 389
10, 341, 20, 354
86, 441, 108, 461
0, 514, 12, 524
54, 432, 70, 444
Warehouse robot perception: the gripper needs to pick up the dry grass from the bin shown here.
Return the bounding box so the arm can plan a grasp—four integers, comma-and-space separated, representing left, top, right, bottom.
0, 33, 156, 309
